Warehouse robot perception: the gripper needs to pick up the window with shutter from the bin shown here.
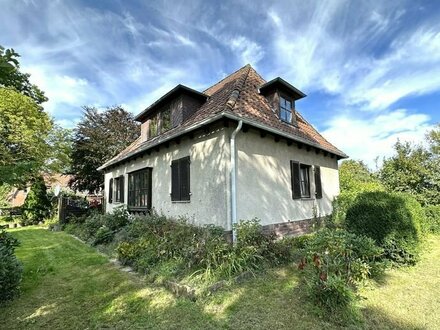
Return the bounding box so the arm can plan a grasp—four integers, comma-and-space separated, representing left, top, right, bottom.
108, 178, 113, 203
171, 156, 191, 202
314, 166, 322, 199
291, 161, 312, 199
127, 168, 152, 210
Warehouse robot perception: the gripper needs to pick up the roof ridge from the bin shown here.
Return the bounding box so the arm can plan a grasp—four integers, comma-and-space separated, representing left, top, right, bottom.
203, 64, 251, 94
225, 65, 251, 109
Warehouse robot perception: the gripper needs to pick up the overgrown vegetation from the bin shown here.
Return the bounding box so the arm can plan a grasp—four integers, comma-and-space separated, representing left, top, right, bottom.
299, 228, 383, 321
345, 191, 423, 265
0, 230, 23, 305
61, 210, 299, 286
3, 227, 440, 329
424, 205, 440, 233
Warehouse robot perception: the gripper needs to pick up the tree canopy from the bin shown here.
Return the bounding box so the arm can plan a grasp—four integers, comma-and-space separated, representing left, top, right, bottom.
0, 88, 53, 186
0, 46, 47, 104
69, 106, 140, 193
379, 136, 440, 206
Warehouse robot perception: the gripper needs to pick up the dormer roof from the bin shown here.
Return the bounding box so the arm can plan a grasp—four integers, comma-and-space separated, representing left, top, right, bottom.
134, 84, 208, 122
259, 77, 306, 100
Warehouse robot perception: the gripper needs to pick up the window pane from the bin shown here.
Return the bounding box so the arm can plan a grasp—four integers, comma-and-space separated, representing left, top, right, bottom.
149, 115, 158, 137
280, 97, 285, 108
286, 100, 291, 109
128, 169, 151, 208
162, 108, 171, 132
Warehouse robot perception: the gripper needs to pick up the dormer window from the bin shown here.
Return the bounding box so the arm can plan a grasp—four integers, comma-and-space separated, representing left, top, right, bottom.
280, 96, 293, 124
149, 115, 159, 138
162, 108, 171, 132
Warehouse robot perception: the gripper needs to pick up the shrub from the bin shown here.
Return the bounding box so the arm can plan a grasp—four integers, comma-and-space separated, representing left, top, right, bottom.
300, 229, 383, 316
0, 230, 23, 304
424, 205, 440, 233
92, 226, 114, 246
21, 175, 51, 225
345, 191, 424, 265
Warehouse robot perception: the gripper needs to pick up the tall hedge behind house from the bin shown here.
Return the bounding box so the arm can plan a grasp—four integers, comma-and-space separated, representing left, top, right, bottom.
345, 191, 424, 264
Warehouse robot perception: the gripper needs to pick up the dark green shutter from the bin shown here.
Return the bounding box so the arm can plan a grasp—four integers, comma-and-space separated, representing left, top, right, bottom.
120, 176, 125, 203
180, 157, 190, 201
109, 178, 113, 203
315, 166, 322, 199
290, 161, 301, 199
171, 160, 180, 201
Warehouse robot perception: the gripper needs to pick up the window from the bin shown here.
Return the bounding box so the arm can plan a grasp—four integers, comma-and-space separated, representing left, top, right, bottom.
128, 168, 152, 209
280, 96, 293, 123
162, 108, 172, 132
108, 178, 113, 203
299, 164, 311, 198
314, 166, 322, 199
171, 156, 190, 201
114, 176, 124, 203
290, 161, 311, 199
149, 115, 158, 138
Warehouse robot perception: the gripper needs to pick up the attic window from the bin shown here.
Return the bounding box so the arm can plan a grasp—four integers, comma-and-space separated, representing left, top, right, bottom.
280, 96, 293, 124
149, 115, 158, 137
162, 108, 171, 132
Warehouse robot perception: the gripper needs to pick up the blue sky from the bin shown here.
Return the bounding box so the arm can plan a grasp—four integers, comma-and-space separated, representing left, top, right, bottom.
1, 0, 439, 166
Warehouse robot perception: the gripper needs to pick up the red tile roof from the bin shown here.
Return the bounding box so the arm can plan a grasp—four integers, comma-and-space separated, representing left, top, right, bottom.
99, 65, 347, 170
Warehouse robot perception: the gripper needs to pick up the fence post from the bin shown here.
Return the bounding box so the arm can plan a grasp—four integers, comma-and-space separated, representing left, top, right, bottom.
58, 196, 64, 224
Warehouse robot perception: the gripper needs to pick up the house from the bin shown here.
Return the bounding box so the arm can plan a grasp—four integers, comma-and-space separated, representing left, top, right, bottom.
98, 65, 347, 239
7, 174, 73, 207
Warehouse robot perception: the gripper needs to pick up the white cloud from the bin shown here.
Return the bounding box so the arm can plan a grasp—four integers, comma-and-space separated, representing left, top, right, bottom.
230, 36, 264, 66
321, 109, 433, 168
267, 2, 440, 110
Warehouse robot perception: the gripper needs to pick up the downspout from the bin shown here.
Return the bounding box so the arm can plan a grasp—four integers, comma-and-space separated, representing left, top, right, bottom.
230, 120, 243, 243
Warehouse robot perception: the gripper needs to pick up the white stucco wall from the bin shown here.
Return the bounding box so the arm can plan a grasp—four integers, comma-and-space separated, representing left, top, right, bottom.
104, 127, 229, 228
235, 130, 340, 225
104, 125, 341, 230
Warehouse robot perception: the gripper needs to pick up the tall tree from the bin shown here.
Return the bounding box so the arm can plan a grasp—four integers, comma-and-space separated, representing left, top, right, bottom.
379, 139, 440, 206
69, 106, 140, 193
0, 88, 52, 186
44, 125, 73, 175
0, 46, 47, 104
21, 175, 51, 225
339, 160, 383, 194
427, 123, 440, 156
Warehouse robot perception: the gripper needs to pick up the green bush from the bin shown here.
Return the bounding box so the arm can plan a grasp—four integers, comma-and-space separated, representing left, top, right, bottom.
21, 176, 51, 225
424, 205, 440, 233
92, 226, 114, 246
115, 216, 301, 282
345, 191, 424, 265
0, 230, 23, 304
300, 229, 383, 316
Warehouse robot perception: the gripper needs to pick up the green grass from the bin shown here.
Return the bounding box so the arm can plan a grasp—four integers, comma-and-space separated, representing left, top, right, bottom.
1, 227, 439, 329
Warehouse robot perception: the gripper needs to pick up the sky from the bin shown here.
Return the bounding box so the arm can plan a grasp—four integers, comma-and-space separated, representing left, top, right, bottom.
1, 0, 439, 167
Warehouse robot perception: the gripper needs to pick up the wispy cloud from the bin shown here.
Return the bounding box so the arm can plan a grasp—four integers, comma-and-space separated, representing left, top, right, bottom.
1, 0, 439, 166
321, 109, 433, 167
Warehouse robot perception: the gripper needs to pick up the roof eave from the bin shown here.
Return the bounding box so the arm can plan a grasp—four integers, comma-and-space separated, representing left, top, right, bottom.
98, 112, 348, 171
259, 77, 307, 100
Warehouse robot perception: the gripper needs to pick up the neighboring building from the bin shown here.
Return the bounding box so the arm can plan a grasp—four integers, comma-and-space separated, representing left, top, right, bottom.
98, 65, 347, 237
6, 174, 101, 207
7, 174, 73, 207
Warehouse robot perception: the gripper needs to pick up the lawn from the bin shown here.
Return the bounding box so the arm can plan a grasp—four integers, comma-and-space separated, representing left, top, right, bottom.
1, 227, 439, 329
